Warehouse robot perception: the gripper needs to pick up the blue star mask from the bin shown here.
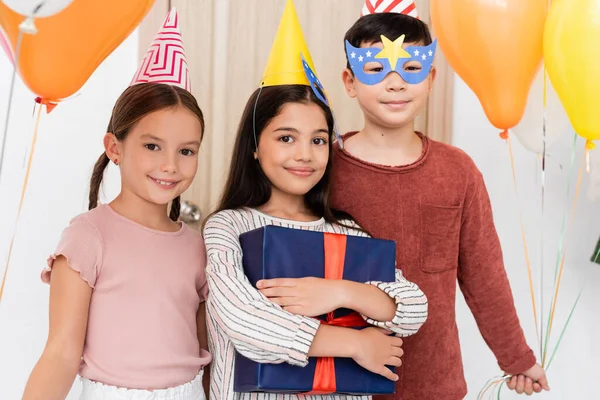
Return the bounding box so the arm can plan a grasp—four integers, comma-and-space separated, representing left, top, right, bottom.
345, 35, 437, 86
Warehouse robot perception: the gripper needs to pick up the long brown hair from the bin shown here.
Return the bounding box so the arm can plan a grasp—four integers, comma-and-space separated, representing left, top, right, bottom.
89, 83, 204, 221
213, 84, 354, 226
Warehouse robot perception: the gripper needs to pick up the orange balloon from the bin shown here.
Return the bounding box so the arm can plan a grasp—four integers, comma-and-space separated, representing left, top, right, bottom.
0, 0, 154, 102
430, 0, 547, 131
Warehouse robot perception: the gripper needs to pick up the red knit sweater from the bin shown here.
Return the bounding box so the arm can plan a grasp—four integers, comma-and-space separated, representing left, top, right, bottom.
331, 132, 536, 400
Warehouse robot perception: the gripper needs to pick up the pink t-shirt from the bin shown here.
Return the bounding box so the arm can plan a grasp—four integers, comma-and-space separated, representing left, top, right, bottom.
42, 204, 212, 390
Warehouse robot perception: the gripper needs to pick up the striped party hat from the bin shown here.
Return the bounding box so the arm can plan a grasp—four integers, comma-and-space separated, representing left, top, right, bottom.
361, 0, 419, 19
130, 8, 191, 91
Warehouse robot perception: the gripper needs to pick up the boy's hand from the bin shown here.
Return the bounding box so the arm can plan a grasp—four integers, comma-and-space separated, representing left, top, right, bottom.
257, 277, 346, 317
506, 364, 550, 395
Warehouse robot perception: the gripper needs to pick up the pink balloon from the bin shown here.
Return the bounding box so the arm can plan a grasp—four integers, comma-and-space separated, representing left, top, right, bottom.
0, 26, 14, 65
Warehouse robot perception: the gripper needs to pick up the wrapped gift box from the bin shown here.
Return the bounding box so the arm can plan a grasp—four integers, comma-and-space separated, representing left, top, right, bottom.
234, 225, 397, 395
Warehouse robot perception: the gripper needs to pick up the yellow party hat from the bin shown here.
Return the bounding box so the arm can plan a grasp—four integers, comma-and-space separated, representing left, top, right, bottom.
260, 0, 317, 87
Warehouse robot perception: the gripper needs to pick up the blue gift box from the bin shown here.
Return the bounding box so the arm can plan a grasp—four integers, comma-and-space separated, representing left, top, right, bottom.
234, 225, 396, 395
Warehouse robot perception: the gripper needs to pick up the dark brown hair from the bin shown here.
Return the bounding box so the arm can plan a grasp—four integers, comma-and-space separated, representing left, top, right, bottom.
213, 84, 354, 226
89, 83, 204, 221
344, 13, 433, 70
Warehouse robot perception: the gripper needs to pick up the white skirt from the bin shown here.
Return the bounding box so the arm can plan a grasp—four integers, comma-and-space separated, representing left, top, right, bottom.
79, 370, 205, 400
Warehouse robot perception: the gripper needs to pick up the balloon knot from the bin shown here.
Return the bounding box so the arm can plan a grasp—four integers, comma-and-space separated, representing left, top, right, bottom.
585, 140, 596, 151
18, 17, 38, 35
34, 97, 58, 113
499, 130, 509, 140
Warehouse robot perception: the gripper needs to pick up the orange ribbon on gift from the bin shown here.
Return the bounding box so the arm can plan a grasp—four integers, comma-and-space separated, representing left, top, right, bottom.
306, 233, 369, 395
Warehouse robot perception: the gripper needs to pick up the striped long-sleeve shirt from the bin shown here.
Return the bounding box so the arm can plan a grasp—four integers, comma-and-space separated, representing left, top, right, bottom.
203, 208, 428, 400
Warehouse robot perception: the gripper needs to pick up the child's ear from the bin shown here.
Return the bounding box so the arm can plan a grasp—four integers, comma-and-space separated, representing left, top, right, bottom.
429, 67, 437, 91
341, 68, 357, 98
103, 133, 121, 165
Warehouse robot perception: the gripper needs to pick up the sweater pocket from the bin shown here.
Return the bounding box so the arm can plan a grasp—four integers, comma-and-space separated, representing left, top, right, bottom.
419, 203, 461, 273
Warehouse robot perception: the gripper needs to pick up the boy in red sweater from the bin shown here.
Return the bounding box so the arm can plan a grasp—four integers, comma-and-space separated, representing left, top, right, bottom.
330, 4, 550, 400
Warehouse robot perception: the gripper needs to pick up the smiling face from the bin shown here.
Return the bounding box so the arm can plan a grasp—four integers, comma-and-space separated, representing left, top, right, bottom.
105, 106, 203, 207
343, 39, 436, 130
256, 101, 330, 200
342, 13, 436, 131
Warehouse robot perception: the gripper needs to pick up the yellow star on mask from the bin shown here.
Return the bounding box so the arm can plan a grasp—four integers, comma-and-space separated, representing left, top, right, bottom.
375, 34, 412, 70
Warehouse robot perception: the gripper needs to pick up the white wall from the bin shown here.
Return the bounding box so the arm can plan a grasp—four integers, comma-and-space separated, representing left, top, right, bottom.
0, 31, 138, 399
453, 77, 600, 399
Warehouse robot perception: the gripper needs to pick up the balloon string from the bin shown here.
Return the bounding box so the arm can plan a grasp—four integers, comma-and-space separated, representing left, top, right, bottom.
585, 140, 594, 173
541, 133, 578, 361
502, 132, 539, 348
551, 134, 578, 285
542, 146, 586, 367
539, 63, 549, 361
495, 380, 506, 400
0, 29, 24, 184
545, 288, 583, 371
0, 104, 42, 303
477, 376, 506, 400
586, 149, 590, 173
543, 67, 548, 109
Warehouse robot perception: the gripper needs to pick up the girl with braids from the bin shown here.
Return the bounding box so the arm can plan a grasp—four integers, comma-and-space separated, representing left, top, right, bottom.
23, 14, 212, 398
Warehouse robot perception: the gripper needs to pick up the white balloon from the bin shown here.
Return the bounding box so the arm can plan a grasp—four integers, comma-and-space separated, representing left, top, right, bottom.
1, 0, 74, 18
512, 68, 572, 154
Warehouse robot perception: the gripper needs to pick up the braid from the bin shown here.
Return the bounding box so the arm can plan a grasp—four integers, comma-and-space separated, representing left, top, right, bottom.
89, 153, 110, 210
170, 196, 181, 221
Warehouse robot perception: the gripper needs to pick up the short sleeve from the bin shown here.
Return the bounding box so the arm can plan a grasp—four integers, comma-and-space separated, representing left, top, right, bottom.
42, 216, 103, 288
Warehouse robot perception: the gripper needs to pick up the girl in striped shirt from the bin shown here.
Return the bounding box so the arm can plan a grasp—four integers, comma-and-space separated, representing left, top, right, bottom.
203, 84, 428, 400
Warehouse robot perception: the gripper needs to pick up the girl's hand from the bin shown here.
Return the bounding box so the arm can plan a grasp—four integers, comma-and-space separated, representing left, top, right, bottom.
506, 364, 550, 395
352, 327, 403, 381
257, 277, 346, 317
